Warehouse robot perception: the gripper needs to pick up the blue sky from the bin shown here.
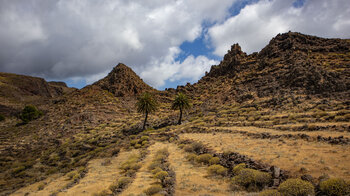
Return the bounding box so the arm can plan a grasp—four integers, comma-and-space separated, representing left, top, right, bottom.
0, 0, 348, 90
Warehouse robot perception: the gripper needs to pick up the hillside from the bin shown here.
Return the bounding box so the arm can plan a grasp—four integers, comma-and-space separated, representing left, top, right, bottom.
0, 72, 76, 117
1, 32, 350, 196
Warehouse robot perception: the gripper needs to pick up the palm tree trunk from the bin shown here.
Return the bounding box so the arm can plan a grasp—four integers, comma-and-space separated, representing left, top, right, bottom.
143, 111, 148, 130
178, 107, 182, 125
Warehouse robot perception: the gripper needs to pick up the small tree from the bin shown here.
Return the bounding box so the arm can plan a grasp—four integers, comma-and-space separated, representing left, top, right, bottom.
136, 92, 158, 130
172, 92, 191, 125
20, 105, 42, 124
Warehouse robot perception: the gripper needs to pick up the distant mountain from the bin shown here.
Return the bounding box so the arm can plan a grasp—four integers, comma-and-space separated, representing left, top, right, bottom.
0, 72, 75, 116
93, 63, 155, 97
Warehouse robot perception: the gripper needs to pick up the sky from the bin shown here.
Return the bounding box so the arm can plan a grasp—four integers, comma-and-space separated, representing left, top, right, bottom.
0, 0, 349, 90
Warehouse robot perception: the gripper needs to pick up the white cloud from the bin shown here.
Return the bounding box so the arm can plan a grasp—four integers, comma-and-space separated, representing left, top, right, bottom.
140, 47, 218, 88
0, 0, 235, 88
208, 0, 350, 55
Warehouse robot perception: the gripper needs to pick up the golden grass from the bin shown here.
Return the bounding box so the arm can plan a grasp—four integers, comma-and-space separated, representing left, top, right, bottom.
210, 126, 350, 139
11, 150, 136, 196
11, 174, 69, 196
167, 143, 231, 196
119, 143, 164, 196
180, 133, 350, 180
57, 150, 136, 196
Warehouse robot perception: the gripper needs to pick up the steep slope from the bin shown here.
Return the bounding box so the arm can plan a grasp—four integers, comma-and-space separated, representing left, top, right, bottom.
93, 63, 155, 97
186, 32, 350, 104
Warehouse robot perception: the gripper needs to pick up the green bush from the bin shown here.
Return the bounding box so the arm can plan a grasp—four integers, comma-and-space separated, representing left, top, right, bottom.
233, 163, 246, 175
20, 105, 42, 123
209, 157, 220, 165
320, 178, 349, 196
195, 154, 213, 165
144, 185, 163, 196
259, 189, 281, 196
0, 114, 5, 121
207, 164, 228, 176
231, 168, 272, 191
278, 178, 315, 196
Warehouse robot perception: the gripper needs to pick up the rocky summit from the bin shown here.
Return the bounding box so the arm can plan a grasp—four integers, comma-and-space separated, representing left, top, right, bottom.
1, 32, 350, 196
94, 63, 155, 97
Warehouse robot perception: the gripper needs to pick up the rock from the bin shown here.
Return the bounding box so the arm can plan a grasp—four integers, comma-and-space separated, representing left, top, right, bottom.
271, 166, 281, 178
301, 174, 314, 182
273, 179, 280, 187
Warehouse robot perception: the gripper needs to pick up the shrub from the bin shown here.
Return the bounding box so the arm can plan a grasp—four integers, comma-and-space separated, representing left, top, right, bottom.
195, 154, 213, 165
320, 178, 349, 196
231, 168, 272, 191
0, 114, 5, 121
109, 177, 132, 192
148, 161, 162, 171
209, 157, 220, 165
184, 142, 205, 154
140, 136, 149, 141
151, 167, 163, 175
233, 163, 246, 175
278, 178, 315, 196
144, 185, 163, 196
37, 182, 46, 190
207, 164, 228, 176
259, 189, 281, 196
130, 139, 139, 146
186, 153, 197, 163
20, 105, 42, 124
154, 171, 168, 184
134, 144, 142, 149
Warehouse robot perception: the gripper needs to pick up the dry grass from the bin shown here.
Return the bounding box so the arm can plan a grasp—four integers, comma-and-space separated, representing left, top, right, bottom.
180, 133, 350, 180
167, 143, 231, 195
210, 126, 350, 139
119, 143, 165, 196
57, 150, 136, 196
11, 150, 136, 196
11, 174, 70, 196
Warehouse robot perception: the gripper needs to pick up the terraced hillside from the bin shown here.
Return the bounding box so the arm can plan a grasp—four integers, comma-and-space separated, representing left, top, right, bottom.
1, 32, 350, 195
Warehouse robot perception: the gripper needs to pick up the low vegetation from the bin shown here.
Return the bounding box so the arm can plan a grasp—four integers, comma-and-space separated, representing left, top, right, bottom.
277, 178, 314, 196
19, 105, 43, 124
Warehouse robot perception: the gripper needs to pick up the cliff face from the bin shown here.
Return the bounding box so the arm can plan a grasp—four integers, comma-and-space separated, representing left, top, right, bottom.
93, 63, 155, 97
193, 32, 350, 101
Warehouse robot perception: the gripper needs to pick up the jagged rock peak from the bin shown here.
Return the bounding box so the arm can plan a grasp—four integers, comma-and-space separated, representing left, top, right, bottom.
94, 63, 154, 97
259, 31, 350, 58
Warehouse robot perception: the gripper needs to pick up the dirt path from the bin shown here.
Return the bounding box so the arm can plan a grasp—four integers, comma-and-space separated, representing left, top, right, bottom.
166, 142, 231, 196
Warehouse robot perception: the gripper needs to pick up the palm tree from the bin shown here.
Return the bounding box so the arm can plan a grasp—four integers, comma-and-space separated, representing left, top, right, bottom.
172, 92, 191, 125
136, 92, 158, 130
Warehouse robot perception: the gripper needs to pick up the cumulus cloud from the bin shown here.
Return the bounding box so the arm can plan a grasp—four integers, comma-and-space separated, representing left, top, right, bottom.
208, 0, 350, 55
140, 47, 218, 88
0, 0, 235, 88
